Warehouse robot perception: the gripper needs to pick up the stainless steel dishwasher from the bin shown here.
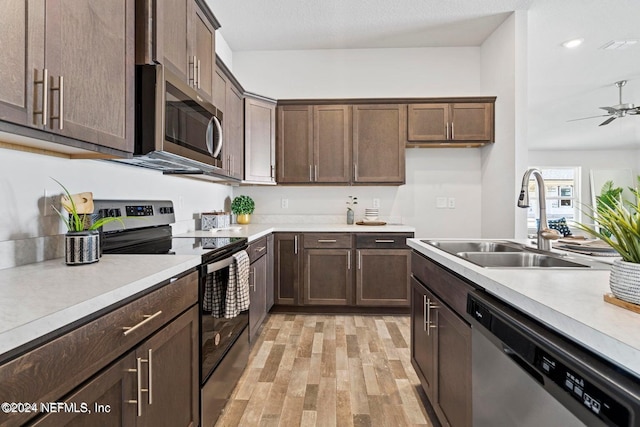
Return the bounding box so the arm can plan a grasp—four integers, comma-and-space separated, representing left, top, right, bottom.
467, 291, 640, 427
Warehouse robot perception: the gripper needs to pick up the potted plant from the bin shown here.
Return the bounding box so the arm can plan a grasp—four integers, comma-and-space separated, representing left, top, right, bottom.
574, 179, 640, 305
52, 178, 124, 265
230, 195, 255, 224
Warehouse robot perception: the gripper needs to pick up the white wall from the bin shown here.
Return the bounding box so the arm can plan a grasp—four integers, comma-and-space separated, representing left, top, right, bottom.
232, 46, 493, 237
479, 12, 528, 239
0, 146, 232, 269
215, 32, 234, 70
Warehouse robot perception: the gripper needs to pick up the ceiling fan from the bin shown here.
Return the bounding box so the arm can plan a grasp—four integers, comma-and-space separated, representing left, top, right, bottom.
568, 80, 640, 126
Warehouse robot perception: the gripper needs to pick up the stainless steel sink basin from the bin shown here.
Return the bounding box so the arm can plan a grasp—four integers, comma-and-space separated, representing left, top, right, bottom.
456, 252, 592, 269
423, 240, 524, 254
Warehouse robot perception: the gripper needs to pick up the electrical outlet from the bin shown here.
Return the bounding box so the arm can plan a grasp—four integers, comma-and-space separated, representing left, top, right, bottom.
43, 189, 56, 216
281, 198, 289, 209
372, 198, 380, 209
436, 197, 447, 209
448, 197, 456, 209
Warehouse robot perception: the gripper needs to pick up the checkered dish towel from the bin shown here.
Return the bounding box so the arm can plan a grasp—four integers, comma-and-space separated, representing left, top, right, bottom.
204, 250, 251, 318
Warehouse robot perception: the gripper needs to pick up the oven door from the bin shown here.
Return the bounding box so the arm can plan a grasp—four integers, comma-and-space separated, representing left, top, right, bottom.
200, 255, 249, 384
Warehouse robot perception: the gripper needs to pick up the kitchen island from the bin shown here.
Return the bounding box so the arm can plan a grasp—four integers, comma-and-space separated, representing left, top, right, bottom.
408, 238, 640, 379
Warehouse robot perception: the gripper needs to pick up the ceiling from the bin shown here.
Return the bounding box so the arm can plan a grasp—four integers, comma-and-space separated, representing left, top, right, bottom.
207, 0, 640, 151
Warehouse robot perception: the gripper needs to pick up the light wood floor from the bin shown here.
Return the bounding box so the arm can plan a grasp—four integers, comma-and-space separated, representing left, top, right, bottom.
215, 314, 435, 427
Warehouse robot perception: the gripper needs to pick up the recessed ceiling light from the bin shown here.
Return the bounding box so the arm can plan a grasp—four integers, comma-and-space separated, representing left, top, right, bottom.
562, 38, 584, 49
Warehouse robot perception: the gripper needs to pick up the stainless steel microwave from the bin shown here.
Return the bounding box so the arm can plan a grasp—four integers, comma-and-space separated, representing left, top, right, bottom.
114, 64, 226, 177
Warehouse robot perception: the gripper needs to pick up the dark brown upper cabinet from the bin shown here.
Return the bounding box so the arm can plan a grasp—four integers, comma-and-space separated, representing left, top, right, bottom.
408, 100, 495, 147
277, 104, 351, 184
0, 0, 135, 155
137, 0, 220, 103
245, 95, 277, 183
352, 104, 406, 184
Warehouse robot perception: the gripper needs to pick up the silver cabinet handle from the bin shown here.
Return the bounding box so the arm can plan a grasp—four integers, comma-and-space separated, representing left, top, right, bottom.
423, 295, 428, 332
426, 297, 432, 335
189, 56, 197, 87
445, 123, 449, 140
347, 251, 351, 270
315, 164, 318, 181
122, 311, 163, 336
451, 122, 455, 140
50, 75, 64, 130
33, 69, 48, 126
375, 239, 395, 243
357, 250, 361, 270
317, 239, 337, 243
294, 235, 298, 254
256, 246, 266, 252
147, 349, 153, 404
354, 163, 358, 180
309, 164, 313, 181
126, 357, 143, 416
197, 58, 201, 89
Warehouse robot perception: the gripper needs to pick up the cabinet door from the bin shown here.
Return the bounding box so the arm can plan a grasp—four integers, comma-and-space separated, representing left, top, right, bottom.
313, 105, 351, 183
138, 306, 199, 427
30, 354, 137, 426
352, 104, 406, 184
433, 293, 472, 427
276, 105, 313, 183
245, 97, 276, 182
451, 103, 493, 141
249, 255, 268, 341
303, 249, 352, 305
266, 234, 275, 311
193, 3, 215, 101
274, 233, 301, 305
407, 104, 449, 141
356, 249, 410, 307
0, 0, 43, 127
45, 0, 134, 152
155, 0, 191, 82
227, 85, 244, 180
411, 278, 436, 399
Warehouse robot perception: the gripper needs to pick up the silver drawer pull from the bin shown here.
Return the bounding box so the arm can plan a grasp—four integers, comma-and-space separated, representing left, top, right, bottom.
33, 69, 48, 126
318, 239, 337, 243
256, 246, 266, 252
375, 239, 395, 243
122, 311, 163, 336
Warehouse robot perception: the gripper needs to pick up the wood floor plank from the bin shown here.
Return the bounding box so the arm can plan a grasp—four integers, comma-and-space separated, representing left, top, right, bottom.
216, 314, 435, 427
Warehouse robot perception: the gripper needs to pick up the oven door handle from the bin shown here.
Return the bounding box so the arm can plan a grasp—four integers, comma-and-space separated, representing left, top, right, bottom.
207, 256, 234, 274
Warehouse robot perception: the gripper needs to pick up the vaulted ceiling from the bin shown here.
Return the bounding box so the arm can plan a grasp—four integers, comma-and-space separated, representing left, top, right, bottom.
207, 0, 640, 151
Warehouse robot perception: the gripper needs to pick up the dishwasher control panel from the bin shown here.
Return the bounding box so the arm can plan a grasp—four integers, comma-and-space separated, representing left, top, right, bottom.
535, 349, 629, 426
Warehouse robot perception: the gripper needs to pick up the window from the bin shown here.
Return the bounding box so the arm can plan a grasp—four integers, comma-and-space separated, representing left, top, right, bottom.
526, 167, 581, 230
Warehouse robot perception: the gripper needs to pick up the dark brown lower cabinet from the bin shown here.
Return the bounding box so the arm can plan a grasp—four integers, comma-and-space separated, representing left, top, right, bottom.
249, 252, 268, 341
265, 234, 275, 311
303, 248, 352, 305
274, 233, 302, 305
31, 306, 199, 427
356, 248, 410, 306
411, 271, 472, 427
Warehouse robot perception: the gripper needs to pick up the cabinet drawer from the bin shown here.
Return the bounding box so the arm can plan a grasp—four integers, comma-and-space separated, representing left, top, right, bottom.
0, 271, 198, 427
356, 233, 413, 249
248, 237, 268, 264
411, 251, 475, 316
303, 233, 352, 249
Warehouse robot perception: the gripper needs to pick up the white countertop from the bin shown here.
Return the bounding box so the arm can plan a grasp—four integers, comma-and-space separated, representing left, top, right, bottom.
0, 254, 201, 359
175, 223, 416, 242
407, 238, 640, 380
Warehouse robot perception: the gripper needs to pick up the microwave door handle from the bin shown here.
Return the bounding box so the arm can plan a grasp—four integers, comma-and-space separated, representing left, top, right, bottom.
210, 115, 223, 158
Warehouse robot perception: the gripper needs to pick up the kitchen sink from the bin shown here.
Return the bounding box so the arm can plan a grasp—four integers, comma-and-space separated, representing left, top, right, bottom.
422, 240, 524, 254
423, 239, 610, 269
456, 252, 592, 268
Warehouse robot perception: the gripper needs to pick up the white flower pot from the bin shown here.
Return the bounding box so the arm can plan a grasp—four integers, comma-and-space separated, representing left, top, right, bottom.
609, 259, 640, 305
65, 230, 100, 265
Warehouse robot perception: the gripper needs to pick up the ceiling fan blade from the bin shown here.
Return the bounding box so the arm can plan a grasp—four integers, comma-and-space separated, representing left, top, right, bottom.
599, 116, 617, 126
567, 114, 610, 122
599, 106, 619, 114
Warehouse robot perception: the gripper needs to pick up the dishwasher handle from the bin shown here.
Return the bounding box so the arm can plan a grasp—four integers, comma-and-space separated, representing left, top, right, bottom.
502, 345, 544, 385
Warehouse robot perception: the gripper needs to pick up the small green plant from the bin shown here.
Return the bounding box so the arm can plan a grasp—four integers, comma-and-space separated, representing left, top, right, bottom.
574, 178, 640, 263
51, 178, 124, 232
596, 180, 624, 237
230, 195, 255, 215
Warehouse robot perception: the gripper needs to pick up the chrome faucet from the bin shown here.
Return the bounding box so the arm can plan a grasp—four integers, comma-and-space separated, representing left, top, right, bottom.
517, 168, 560, 251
